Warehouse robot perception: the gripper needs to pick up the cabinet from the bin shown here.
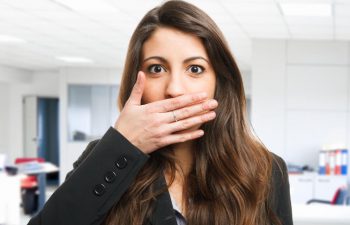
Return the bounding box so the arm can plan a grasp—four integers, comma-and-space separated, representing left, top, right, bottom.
289, 173, 314, 204
314, 176, 348, 200
289, 173, 348, 204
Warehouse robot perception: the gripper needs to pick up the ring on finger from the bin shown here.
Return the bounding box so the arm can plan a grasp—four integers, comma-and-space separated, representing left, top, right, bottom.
172, 110, 178, 122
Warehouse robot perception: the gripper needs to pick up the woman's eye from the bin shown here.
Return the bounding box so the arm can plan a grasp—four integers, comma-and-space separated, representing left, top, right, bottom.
148, 65, 166, 73
188, 65, 204, 74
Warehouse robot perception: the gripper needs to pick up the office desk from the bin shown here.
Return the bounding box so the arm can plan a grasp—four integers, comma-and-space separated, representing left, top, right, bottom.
17, 161, 59, 211
293, 204, 350, 225
0, 173, 22, 225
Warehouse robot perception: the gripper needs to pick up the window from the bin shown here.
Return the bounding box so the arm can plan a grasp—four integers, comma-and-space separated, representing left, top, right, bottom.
68, 84, 119, 141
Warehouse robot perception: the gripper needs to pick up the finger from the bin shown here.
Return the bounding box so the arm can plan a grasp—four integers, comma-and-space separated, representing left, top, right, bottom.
164, 111, 216, 134
146, 92, 208, 113
160, 129, 205, 146
163, 99, 218, 123
126, 71, 145, 106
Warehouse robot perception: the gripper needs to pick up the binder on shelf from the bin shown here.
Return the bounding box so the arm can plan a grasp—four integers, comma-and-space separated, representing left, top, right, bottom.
329, 151, 335, 175
318, 151, 326, 175
335, 149, 342, 175
318, 147, 348, 176
341, 149, 348, 175
325, 151, 330, 175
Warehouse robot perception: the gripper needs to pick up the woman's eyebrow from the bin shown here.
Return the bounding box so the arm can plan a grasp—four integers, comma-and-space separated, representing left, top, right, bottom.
183, 56, 209, 64
143, 56, 167, 63
142, 56, 209, 64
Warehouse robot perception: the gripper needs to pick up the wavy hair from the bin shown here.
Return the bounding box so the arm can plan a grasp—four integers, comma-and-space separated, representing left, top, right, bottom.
104, 1, 280, 224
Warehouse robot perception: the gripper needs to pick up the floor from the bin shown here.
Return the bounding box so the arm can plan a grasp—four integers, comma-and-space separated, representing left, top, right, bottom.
20, 185, 57, 225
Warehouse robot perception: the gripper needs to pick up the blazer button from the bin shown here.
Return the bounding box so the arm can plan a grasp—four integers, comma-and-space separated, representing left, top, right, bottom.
93, 184, 106, 196
115, 156, 127, 169
104, 171, 117, 183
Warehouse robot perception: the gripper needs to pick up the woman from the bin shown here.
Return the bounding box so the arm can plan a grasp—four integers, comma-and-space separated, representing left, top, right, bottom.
28, 1, 292, 225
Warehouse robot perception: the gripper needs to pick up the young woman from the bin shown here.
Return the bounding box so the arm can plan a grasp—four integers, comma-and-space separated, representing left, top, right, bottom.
28, 1, 292, 225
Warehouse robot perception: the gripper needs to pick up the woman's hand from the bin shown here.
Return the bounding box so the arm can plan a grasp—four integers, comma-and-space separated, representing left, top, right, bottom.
114, 71, 218, 154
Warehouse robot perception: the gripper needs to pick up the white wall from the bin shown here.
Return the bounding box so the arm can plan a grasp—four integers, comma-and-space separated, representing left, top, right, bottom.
0, 83, 10, 155
0, 65, 31, 162
0, 66, 31, 83
241, 70, 251, 98
251, 40, 350, 168
0, 65, 59, 163
10, 71, 59, 162
251, 40, 287, 158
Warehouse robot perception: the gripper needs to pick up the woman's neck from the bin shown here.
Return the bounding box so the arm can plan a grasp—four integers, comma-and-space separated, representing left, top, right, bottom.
164, 140, 195, 186
165, 141, 194, 215
172, 141, 194, 178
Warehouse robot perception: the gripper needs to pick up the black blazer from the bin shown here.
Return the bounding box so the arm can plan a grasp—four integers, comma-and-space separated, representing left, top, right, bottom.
28, 127, 293, 225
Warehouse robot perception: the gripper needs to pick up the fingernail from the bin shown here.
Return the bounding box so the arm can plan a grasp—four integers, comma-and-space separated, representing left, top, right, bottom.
209, 99, 218, 108
207, 111, 216, 120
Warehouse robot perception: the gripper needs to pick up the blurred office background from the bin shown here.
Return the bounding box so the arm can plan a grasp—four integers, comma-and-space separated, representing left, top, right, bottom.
0, 0, 350, 224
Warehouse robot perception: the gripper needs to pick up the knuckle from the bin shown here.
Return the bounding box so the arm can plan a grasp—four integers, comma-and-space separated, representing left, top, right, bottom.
181, 120, 192, 129
157, 129, 167, 138
191, 94, 200, 102
202, 101, 209, 110
189, 132, 197, 140
144, 105, 152, 114
179, 135, 187, 143
201, 114, 210, 121
132, 86, 141, 94
147, 127, 161, 140
143, 127, 153, 136
181, 108, 191, 118
161, 104, 170, 112
153, 132, 161, 139
157, 137, 167, 146
170, 98, 181, 108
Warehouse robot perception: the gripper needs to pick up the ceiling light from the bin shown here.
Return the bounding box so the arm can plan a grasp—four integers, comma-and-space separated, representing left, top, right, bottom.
279, 3, 332, 17
54, 0, 117, 13
56, 56, 94, 63
0, 35, 26, 43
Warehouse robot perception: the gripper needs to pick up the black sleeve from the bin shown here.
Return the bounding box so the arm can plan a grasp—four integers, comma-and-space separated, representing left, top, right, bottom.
28, 127, 149, 225
271, 154, 293, 225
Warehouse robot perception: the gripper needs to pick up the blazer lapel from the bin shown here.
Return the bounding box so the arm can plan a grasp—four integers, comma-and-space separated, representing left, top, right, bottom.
149, 176, 178, 225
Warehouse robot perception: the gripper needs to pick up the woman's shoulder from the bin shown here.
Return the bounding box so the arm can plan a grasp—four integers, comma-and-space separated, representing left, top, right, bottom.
270, 152, 289, 184
268, 153, 293, 225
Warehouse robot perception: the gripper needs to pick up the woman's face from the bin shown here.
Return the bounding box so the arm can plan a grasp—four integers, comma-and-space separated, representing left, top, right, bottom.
141, 26, 216, 105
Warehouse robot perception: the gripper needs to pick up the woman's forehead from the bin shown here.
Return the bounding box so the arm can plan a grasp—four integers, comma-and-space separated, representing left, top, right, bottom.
141, 27, 209, 61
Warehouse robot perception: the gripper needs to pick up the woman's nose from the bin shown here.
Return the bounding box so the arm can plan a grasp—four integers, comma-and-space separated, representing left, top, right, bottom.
165, 74, 186, 98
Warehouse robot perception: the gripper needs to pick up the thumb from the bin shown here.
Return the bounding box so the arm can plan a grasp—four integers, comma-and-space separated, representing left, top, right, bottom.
127, 71, 145, 106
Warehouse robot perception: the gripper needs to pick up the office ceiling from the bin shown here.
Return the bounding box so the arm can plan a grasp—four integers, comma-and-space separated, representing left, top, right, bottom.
0, 0, 349, 71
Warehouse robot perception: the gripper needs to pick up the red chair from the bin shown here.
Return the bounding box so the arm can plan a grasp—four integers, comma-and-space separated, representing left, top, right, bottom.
15, 158, 44, 187
15, 157, 45, 214
15, 157, 45, 164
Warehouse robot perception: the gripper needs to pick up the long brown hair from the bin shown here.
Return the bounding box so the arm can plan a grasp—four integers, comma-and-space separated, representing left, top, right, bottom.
104, 1, 279, 224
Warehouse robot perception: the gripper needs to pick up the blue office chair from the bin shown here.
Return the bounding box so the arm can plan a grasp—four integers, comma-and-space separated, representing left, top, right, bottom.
307, 186, 350, 205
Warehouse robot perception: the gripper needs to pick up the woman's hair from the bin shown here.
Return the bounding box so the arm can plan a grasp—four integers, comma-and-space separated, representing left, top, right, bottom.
104, 1, 279, 225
